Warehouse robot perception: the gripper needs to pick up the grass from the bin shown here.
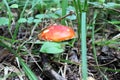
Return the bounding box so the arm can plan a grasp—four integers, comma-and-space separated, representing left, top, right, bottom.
73, 0, 81, 40
61, 0, 68, 25
0, 39, 38, 80
13, 0, 29, 40
2, 0, 38, 80
73, 0, 88, 79
3, 0, 13, 38
81, 12, 87, 80
91, 10, 109, 80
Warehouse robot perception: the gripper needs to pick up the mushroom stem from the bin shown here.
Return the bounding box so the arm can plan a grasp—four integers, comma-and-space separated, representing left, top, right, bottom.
40, 54, 66, 80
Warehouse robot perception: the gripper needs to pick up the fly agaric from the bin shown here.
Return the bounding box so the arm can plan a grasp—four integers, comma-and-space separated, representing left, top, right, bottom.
38, 24, 75, 42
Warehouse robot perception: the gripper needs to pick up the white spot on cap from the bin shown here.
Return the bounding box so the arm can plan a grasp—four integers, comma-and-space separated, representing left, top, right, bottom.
67, 29, 70, 32
43, 29, 49, 33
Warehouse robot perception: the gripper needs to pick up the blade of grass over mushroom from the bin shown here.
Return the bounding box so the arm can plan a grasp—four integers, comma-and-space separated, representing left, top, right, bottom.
61, 0, 68, 25
0, 40, 38, 80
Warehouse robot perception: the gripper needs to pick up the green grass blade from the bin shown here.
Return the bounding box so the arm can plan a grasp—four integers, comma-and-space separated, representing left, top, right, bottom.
13, 0, 29, 40
81, 12, 87, 80
3, 0, 13, 38
73, 0, 88, 79
19, 0, 29, 18
61, 0, 68, 25
80, 0, 88, 80
92, 10, 98, 66
92, 10, 109, 80
19, 58, 38, 80
73, 0, 81, 40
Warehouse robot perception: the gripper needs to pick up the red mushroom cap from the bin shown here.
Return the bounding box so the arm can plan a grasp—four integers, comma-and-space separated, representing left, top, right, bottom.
38, 24, 75, 42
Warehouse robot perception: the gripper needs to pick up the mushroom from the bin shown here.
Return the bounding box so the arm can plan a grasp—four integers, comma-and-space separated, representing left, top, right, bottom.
38, 24, 76, 54
38, 24, 75, 42
38, 24, 75, 80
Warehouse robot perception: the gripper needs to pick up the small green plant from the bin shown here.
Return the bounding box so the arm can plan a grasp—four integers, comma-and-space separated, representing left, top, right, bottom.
40, 41, 64, 54
0, 17, 9, 26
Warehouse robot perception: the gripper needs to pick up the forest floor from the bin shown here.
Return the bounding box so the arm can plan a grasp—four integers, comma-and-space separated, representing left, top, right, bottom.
0, 1, 120, 80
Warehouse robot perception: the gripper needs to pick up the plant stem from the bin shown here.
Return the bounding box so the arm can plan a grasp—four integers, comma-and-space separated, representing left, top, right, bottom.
73, 0, 81, 40
13, 0, 29, 40
81, 0, 88, 80
3, 0, 13, 38
61, 0, 68, 25
81, 12, 87, 80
